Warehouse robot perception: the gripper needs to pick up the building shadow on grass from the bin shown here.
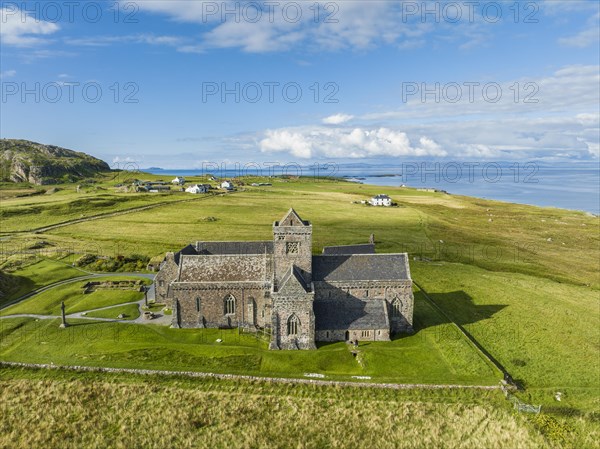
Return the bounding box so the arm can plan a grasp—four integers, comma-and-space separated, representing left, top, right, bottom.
409, 289, 516, 384
411, 289, 507, 333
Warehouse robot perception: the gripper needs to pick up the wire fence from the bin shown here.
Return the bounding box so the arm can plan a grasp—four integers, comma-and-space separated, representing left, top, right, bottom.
502, 384, 541, 413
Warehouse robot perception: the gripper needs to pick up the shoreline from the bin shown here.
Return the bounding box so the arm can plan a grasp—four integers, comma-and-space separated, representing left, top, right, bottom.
140, 168, 600, 216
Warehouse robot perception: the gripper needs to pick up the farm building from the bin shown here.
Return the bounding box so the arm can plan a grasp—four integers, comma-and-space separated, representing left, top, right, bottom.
369, 194, 392, 206
220, 180, 234, 190
185, 184, 211, 194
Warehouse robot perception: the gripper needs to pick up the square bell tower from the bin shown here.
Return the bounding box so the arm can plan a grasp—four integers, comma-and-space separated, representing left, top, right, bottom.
272, 208, 312, 288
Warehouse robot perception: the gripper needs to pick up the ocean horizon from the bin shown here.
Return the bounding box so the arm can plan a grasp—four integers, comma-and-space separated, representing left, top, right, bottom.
143, 161, 599, 215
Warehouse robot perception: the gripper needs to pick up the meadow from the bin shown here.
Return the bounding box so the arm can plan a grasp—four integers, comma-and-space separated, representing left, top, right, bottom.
0, 367, 550, 449
0, 172, 598, 448
0, 275, 150, 316
0, 291, 499, 385
0, 258, 85, 307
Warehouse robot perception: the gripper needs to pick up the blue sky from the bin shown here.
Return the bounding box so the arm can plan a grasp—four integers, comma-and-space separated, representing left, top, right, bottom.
1, 0, 599, 168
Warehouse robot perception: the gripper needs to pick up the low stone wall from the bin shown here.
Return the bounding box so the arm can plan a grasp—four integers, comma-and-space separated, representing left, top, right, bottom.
316, 328, 390, 342
83, 280, 145, 294
0, 361, 502, 390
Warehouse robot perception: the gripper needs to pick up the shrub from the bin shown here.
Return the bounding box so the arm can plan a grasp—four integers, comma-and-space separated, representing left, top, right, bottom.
530, 413, 573, 447
75, 254, 97, 267
79, 253, 150, 272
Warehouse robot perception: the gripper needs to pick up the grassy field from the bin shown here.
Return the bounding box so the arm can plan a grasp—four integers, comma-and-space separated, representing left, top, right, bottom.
0, 173, 218, 233
0, 276, 150, 316
85, 303, 141, 320
0, 367, 552, 449
17, 177, 594, 287
0, 173, 598, 448
411, 262, 600, 389
0, 291, 499, 384
0, 258, 85, 307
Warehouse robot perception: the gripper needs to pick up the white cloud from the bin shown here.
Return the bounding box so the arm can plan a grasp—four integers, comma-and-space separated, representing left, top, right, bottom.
253, 65, 600, 161
260, 129, 314, 158
558, 12, 600, 48
322, 114, 354, 125
585, 141, 600, 157
541, 1, 599, 15
65, 34, 182, 47
133, 0, 491, 53
0, 6, 59, 46
112, 156, 138, 164
362, 65, 600, 122
559, 27, 600, 48
260, 127, 447, 159
0, 70, 17, 79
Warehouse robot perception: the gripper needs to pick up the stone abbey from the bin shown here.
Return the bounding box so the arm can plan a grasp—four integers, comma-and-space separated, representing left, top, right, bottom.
155, 209, 414, 350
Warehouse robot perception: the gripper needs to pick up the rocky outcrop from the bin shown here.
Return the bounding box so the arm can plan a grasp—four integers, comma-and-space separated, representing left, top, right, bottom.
0, 139, 110, 185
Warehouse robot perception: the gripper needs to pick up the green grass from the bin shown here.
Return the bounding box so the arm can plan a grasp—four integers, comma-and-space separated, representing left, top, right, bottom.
0, 290, 499, 384
0, 192, 200, 233
0, 367, 551, 449
32, 177, 598, 288
0, 174, 598, 448
358, 291, 498, 382
0, 276, 149, 316
411, 261, 599, 390
141, 302, 166, 313
84, 303, 141, 320
411, 261, 600, 448
0, 258, 85, 306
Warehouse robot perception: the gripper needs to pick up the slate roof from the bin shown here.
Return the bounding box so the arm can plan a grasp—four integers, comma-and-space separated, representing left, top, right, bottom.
195, 241, 273, 255
278, 265, 310, 293
314, 299, 389, 330
312, 254, 410, 281
174, 244, 198, 264
177, 254, 271, 283
274, 208, 310, 226
322, 243, 375, 255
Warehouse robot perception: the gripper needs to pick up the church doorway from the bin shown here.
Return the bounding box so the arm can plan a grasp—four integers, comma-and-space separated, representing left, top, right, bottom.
345, 331, 349, 341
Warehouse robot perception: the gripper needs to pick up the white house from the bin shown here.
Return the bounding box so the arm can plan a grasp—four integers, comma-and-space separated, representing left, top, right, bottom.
369, 194, 392, 207
172, 176, 186, 185
185, 184, 210, 194
221, 180, 234, 190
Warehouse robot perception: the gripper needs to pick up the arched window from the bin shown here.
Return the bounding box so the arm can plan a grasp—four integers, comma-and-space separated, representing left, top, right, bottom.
287, 314, 300, 336
195, 297, 201, 312
392, 298, 402, 317
224, 294, 236, 315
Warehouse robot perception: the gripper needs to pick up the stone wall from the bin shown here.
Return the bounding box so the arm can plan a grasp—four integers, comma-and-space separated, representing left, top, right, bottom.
171, 283, 270, 329
273, 225, 312, 286
314, 280, 414, 334
315, 328, 390, 342
270, 294, 316, 350
154, 253, 178, 305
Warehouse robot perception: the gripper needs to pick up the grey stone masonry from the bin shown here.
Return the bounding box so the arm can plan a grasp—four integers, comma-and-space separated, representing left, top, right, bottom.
156, 209, 414, 349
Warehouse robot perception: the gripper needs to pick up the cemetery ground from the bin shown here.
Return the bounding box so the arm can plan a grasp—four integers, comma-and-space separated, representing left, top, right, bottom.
0, 174, 598, 448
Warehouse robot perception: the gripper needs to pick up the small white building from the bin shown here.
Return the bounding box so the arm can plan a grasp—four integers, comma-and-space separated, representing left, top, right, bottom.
369, 194, 392, 207
185, 184, 210, 194
221, 180, 234, 190
172, 176, 186, 185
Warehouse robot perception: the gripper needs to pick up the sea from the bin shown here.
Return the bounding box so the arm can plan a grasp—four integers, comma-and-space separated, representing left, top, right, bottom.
144, 161, 599, 215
